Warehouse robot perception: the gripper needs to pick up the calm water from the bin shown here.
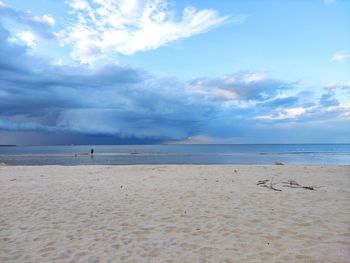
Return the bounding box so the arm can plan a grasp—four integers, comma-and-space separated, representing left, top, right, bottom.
0, 144, 349, 165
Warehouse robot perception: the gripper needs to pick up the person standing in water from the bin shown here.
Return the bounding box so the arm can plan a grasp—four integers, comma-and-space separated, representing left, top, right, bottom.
90, 148, 94, 157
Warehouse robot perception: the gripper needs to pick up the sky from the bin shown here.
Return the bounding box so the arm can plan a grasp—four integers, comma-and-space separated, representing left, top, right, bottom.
0, 0, 349, 145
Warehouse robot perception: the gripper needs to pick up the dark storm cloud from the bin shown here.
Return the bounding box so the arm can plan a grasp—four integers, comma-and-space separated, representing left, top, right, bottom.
0, 23, 208, 139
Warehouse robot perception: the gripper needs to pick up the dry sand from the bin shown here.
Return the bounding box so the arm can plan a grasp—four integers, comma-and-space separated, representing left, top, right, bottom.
0, 165, 349, 262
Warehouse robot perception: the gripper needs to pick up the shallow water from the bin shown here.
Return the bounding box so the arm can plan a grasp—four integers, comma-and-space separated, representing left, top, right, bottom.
1, 144, 349, 165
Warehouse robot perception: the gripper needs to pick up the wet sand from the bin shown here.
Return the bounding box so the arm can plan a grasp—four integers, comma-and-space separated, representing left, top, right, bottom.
0, 165, 349, 262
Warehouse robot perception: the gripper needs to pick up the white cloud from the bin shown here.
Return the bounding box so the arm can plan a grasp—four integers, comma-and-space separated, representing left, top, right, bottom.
189, 71, 289, 102
324, 82, 350, 90
34, 14, 55, 26
63, 0, 228, 63
324, 82, 339, 90
342, 82, 350, 90
326, 104, 350, 112
331, 51, 350, 63
256, 107, 307, 120
326, 104, 350, 119
0, 3, 56, 42
243, 73, 266, 84
213, 88, 239, 100
70, 0, 90, 10
16, 31, 36, 47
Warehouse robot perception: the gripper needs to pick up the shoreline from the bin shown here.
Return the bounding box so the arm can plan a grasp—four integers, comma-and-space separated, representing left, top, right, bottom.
1, 163, 349, 166
0, 161, 350, 167
1, 165, 349, 262
1, 163, 350, 166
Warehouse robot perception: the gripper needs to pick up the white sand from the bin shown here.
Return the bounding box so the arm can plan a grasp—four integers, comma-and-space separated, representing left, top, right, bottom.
0, 165, 349, 262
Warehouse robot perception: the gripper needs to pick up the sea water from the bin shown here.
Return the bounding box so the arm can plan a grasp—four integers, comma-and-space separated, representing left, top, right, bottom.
0, 144, 349, 165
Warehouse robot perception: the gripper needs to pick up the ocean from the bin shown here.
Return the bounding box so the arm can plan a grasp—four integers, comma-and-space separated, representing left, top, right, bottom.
0, 144, 349, 165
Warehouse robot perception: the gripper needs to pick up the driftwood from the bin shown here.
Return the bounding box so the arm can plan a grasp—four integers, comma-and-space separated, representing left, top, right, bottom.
281, 180, 316, 190
259, 179, 321, 191
258, 178, 282, 191
257, 179, 269, 185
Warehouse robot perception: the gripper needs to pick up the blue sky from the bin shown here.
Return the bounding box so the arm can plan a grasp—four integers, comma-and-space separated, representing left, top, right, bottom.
0, 0, 349, 144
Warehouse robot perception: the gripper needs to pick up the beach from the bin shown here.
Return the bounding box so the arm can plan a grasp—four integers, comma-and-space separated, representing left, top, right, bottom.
0, 165, 349, 262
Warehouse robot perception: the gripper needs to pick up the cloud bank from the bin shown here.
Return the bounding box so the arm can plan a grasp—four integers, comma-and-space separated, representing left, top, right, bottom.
1, 22, 349, 144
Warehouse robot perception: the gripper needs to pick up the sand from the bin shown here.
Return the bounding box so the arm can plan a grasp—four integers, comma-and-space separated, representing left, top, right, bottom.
0, 165, 349, 262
